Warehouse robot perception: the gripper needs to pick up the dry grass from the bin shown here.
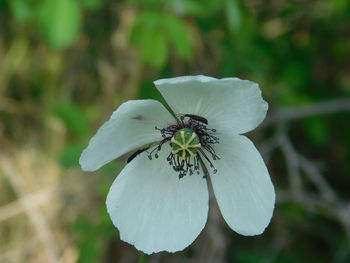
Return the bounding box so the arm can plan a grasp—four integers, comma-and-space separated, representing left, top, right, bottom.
0, 145, 100, 263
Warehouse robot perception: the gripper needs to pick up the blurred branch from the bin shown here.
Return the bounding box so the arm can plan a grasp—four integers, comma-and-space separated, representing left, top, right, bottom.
276, 125, 303, 197
0, 155, 61, 263
262, 98, 350, 127
0, 188, 53, 222
299, 156, 338, 204
276, 190, 336, 214
0, 237, 40, 263
258, 137, 279, 163
272, 123, 350, 243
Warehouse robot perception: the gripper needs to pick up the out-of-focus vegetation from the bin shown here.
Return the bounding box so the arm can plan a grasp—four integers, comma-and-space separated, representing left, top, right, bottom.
1, 0, 350, 262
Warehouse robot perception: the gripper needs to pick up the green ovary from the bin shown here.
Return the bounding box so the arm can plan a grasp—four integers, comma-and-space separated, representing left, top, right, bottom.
171, 128, 201, 160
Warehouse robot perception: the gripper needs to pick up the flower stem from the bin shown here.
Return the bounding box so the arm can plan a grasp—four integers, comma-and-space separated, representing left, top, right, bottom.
198, 154, 210, 178
138, 252, 148, 263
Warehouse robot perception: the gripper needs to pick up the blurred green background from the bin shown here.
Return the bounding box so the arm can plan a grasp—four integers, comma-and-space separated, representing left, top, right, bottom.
1, 0, 350, 262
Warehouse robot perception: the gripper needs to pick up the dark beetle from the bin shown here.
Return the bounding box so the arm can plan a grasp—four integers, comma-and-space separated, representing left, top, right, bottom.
184, 114, 208, 125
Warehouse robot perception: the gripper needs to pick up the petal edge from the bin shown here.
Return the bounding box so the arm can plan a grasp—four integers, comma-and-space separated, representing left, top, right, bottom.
210, 133, 275, 235
80, 99, 175, 171
154, 76, 268, 134
106, 144, 209, 254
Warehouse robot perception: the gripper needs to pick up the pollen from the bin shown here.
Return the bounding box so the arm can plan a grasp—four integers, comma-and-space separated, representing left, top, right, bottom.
171, 128, 201, 160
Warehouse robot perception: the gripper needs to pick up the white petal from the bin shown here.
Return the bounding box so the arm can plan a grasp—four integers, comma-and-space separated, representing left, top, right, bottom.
154, 76, 268, 134
210, 133, 275, 235
79, 100, 175, 171
106, 144, 209, 254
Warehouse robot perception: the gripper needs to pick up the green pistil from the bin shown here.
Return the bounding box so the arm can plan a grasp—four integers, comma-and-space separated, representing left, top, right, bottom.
171, 128, 201, 160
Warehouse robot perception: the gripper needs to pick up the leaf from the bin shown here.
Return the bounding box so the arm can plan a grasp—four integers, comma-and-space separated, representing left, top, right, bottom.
127, 0, 163, 8
280, 203, 307, 223
129, 11, 159, 45
303, 117, 328, 146
130, 11, 194, 68
225, 0, 241, 32
143, 31, 168, 68
130, 11, 168, 68
10, 0, 31, 23
162, 15, 193, 59
331, 0, 349, 14
35, 0, 81, 49
81, 0, 103, 10
177, 0, 204, 15
58, 144, 84, 169
178, 0, 223, 16
52, 101, 89, 138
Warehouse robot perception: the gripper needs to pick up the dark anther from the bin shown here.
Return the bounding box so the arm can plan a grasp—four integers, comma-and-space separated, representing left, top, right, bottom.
127, 147, 150, 163
148, 113, 220, 179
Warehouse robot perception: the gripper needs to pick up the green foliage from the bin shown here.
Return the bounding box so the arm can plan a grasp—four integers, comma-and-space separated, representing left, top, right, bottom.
7, 0, 99, 48
303, 117, 328, 146
81, 0, 104, 10
52, 101, 89, 169
35, 0, 81, 49
72, 218, 104, 263
331, 0, 350, 14
52, 101, 89, 138
130, 11, 192, 68
280, 203, 307, 223
162, 15, 193, 59
137, 253, 148, 263
176, 0, 224, 16
10, 0, 31, 23
225, 0, 241, 33
59, 144, 85, 169
73, 203, 115, 262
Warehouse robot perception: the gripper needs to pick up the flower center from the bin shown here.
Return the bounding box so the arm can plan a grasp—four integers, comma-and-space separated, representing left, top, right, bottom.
171, 128, 201, 160
142, 114, 220, 179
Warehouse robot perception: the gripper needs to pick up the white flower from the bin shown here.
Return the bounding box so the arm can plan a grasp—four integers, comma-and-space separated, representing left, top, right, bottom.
79, 75, 275, 254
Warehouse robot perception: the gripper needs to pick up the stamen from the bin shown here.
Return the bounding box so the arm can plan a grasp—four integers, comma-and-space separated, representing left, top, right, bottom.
147, 114, 220, 178
199, 149, 217, 174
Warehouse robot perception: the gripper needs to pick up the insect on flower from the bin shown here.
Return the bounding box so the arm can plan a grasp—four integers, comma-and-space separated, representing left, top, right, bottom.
79, 75, 275, 254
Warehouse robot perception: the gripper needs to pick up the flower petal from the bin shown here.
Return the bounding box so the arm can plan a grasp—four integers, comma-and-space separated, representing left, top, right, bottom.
154, 76, 268, 134
210, 133, 275, 235
80, 100, 175, 171
106, 144, 209, 254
